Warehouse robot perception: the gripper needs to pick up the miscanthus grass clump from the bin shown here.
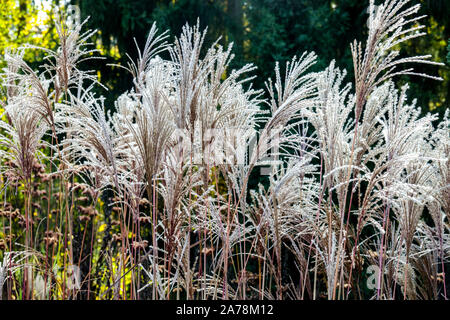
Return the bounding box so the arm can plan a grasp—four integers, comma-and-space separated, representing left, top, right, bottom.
0, 0, 448, 300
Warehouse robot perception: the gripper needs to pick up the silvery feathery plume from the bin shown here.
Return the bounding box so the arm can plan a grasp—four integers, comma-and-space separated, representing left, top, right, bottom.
372, 84, 436, 206
341, 82, 437, 232
118, 20, 263, 196
0, 252, 32, 300
111, 23, 175, 201
248, 53, 318, 170
0, 99, 49, 182
351, 0, 444, 118
315, 232, 347, 299
428, 110, 450, 221
119, 22, 170, 91
2, 49, 55, 128
119, 59, 177, 193
351, 82, 445, 299
225, 53, 318, 208
302, 61, 354, 208
165, 20, 263, 198
1, 15, 102, 158
34, 15, 102, 99
168, 20, 260, 139
410, 220, 450, 299
56, 89, 125, 192
245, 132, 320, 296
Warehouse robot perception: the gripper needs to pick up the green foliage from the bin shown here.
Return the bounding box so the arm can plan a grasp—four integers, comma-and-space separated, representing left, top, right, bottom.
0, 0, 59, 66
71, 0, 449, 114
447, 39, 450, 64
245, 0, 367, 82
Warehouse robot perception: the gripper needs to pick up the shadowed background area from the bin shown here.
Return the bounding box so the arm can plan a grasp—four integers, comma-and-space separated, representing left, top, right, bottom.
0, 0, 449, 117
74, 0, 450, 117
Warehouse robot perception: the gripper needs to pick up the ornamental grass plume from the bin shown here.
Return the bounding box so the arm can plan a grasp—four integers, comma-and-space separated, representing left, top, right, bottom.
0, 0, 448, 300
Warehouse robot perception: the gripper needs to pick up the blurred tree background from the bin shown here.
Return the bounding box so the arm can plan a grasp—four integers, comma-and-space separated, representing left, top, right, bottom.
0, 0, 59, 68
1, 0, 449, 115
